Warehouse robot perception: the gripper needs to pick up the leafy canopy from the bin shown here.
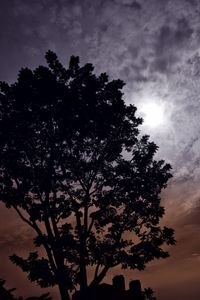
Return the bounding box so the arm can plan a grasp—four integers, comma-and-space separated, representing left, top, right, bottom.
0, 51, 175, 299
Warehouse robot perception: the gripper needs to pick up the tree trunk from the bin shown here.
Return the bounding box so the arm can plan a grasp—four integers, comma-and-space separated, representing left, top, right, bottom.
58, 281, 70, 300
79, 254, 88, 293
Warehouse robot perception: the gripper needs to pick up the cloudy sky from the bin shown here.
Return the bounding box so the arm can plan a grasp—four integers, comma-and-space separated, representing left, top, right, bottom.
0, 0, 200, 299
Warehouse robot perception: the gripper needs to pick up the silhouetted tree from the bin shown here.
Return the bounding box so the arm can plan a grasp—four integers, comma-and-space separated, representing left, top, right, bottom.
0, 51, 175, 300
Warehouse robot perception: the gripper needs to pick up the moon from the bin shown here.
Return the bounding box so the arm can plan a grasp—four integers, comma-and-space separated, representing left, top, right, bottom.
140, 101, 165, 128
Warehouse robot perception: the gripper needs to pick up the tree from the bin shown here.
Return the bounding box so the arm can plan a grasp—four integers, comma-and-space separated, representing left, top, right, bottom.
0, 51, 175, 300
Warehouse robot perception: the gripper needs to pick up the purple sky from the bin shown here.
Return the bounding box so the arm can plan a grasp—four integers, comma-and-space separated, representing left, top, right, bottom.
0, 1, 200, 299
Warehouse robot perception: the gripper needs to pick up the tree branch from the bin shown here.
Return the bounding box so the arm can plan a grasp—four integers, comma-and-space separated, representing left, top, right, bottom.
90, 264, 110, 288
94, 263, 100, 280
12, 205, 35, 229
12, 204, 58, 275
87, 217, 95, 236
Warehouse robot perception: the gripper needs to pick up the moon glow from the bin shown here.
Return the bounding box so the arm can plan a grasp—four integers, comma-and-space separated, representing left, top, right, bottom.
140, 102, 165, 128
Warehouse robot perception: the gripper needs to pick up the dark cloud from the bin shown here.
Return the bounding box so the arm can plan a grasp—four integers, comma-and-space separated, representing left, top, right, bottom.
185, 0, 197, 6
153, 18, 193, 73
113, 0, 142, 10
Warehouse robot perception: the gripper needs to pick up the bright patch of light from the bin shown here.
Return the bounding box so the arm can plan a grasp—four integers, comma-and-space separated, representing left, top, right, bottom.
140, 102, 165, 128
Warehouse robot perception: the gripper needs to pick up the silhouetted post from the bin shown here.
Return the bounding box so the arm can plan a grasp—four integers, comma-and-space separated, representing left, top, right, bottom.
113, 275, 125, 300
129, 280, 145, 300
113, 275, 125, 292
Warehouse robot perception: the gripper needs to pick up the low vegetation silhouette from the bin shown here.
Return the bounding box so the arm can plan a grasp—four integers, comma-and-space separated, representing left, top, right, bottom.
72, 275, 156, 300
0, 51, 175, 300
0, 278, 52, 300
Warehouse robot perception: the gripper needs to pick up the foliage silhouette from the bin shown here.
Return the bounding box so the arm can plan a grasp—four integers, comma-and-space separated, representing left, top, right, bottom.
0, 279, 52, 300
0, 51, 175, 300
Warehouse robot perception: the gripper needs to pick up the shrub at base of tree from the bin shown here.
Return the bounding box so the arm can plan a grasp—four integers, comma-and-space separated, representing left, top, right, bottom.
0, 279, 52, 300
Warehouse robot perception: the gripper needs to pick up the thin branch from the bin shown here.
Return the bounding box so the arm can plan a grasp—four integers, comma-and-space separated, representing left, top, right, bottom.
94, 263, 100, 280
60, 163, 87, 192
12, 204, 58, 274
12, 205, 35, 229
90, 264, 110, 288
50, 190, 60, 239
87, 217, 95, 235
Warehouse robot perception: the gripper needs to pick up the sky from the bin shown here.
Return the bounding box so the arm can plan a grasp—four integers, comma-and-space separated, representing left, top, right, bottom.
0, 0, 200, 299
